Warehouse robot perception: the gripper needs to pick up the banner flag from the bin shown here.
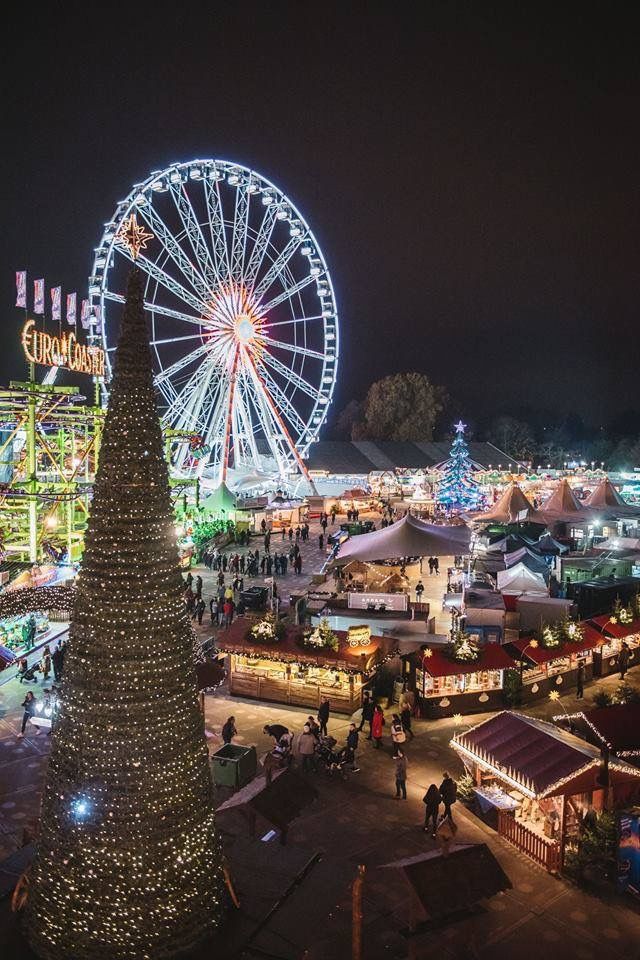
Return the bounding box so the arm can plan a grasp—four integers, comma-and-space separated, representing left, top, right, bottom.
80, 299, 90, 330
66, 292, 77, 326
51, 286, 61, 322
34, 279, 45, 315
15, 271, 27, 308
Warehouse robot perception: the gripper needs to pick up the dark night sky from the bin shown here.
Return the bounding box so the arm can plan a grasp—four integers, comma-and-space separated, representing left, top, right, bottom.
3, 3, 639, 433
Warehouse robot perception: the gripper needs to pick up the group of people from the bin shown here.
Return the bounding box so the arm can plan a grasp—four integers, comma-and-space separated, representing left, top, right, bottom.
17, 641, 66, 686
426, 556, 440, 575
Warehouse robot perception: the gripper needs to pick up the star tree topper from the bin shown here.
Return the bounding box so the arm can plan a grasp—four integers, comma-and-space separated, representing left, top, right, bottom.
454, 420, 467, 434
114, 213, 154, 260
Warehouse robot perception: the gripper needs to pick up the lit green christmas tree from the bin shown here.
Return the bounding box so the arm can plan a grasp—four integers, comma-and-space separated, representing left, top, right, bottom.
436, 420, 484, 512
26, 267, 223, 959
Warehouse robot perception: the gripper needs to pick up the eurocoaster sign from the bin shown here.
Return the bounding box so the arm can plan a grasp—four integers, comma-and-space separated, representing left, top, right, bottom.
21, 319, 105, 378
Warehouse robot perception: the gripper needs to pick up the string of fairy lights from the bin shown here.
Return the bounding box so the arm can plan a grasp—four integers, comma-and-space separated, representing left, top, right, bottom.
26, 262, 223, 960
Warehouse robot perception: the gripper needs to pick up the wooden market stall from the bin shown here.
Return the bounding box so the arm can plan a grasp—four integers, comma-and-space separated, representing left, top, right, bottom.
587, 615, 640, 677
217, 617, 396, 714
403, 643, 517, 718
506, 627, 603, 702
452, 711, 640, 873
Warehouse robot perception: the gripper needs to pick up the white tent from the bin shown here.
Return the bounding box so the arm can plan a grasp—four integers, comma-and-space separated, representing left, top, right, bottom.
496, 562, 548, 595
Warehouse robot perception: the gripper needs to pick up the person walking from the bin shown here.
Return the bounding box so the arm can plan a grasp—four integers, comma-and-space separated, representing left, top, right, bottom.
294, 553, 302, 575
576, 658, 586, 699
221, 716, 237, 744
427, 557, 434, 575
433, 556, 439, 574
439, 771, 458, 822
423, 783, 441, 835
298, 723, 317, 773
359, 691, 374, 737
185, 571, 193, 590
415, 579, 424, 602
318, 533, 324, 550
195, 575, 203, 599
400, 703, 414, 740
619, 642, 630, 679
393, 748, 408, 799
371, 704, 385, 749
195, 597, 206, 625
390, 714, 406, 756
317, 697, 330, 737
344, 723, 360, 772
18, 691, 38, 738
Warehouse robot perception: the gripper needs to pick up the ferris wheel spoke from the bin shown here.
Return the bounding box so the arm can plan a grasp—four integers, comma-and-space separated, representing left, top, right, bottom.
233, 371, 262, 468
261, 274, 316, 314
258, 351, 322, 402
103, 290, 206, 328
230, 186, 250, 283
150, 333, 205, 347
260, 336, 325, 361
163, 356, 216, 425
154, 343, 211, 387
252, 235, 306, 301
266, 314, 324, 327
134, 199, 213, 303
244, 204, 278, 288
117, 246, 208, 317
169, 182, 219, 292
203, 178, 232, 285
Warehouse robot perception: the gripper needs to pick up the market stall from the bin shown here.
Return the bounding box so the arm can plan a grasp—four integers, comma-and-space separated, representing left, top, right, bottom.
506, 626, 602, 702
587, 614, 640, 677
403, 641, 516, 718
452, 711, 640, 873
217, 617, 395, 714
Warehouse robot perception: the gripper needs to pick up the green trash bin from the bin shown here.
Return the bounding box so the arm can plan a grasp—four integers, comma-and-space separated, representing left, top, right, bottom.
211, 744, 258, 789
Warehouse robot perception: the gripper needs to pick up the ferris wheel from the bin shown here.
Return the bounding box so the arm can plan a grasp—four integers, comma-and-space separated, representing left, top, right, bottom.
89, 159, 339, 489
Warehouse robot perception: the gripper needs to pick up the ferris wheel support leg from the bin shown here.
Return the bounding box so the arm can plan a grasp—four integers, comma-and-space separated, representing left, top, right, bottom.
244, 352, 317, 495
220, 349, 240, 487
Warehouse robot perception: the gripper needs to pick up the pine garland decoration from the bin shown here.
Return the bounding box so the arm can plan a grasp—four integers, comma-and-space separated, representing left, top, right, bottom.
26, 269, 223, 960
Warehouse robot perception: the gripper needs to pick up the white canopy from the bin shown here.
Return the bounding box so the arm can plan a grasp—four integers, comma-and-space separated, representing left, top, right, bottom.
497, 562, 548, 595
333, 513, 471, 564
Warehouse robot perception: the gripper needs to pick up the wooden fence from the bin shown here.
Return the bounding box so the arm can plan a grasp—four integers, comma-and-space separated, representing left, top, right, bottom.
498, 809, 561, 874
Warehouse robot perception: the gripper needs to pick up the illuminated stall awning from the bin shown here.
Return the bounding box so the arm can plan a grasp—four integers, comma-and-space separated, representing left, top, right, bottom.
452, 711, 640, 799
588, 615, 640, 639
419, 644, 516, 678
507, 628, 603, 666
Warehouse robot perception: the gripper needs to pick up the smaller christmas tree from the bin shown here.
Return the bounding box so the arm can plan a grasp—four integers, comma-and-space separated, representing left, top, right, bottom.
437, 421, 484, 512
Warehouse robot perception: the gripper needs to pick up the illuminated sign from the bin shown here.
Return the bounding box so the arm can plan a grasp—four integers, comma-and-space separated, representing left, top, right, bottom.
347, 625, 371, 647
21, 319, 105, 378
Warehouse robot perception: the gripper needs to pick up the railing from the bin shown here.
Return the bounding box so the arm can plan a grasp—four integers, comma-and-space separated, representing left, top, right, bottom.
498, 810, 561, 874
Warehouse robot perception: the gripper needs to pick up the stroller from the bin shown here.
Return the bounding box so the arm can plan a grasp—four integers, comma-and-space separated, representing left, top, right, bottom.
316, 735, 352, 777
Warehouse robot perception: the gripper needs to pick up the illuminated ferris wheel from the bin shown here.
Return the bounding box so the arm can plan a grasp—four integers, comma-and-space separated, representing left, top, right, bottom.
89, 159, 339, 489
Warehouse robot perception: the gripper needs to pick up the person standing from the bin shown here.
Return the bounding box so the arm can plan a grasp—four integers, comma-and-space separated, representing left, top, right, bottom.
439, 771, 457, 822
40, 648, 51, 683
359, 691, 374, 737
221, 716, 237, 744
195, 597, 205, 625
619, 642, 630, 680
345, 723, 360, 772
18, 691, 38, 738
185, 571, 193, 591
433, 556, 439, 574
371, 704, 385, 749
390, 714, 406, 756
195, 575, 203, 599
52, 645, 64, 682
318, 533, 324, 551
423, 783, 441, 835
400, 703, 414, 740
294, 553, 302, 575
393, 748, 408, 799
298, 723, 317, 773
415, 580, 424, 602
317, 697, 330, 737
576, 658, 585, 699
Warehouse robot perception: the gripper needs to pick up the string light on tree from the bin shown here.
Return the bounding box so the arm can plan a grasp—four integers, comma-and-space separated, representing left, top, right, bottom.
25, 268, 223, 959
436, 420, 484, 512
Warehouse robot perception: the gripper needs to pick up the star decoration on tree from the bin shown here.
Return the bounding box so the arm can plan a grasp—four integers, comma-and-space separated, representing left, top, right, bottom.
114, 213, 154, 260
454, 420, 467, 434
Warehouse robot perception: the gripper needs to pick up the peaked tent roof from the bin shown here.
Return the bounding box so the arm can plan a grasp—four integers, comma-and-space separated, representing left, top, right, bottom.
496, 562, 548, 594
540, 477, 593, 521
200, 482, 236, 514
468, 484, 546, 525
585, 478, 640, 516
333, 513, 471, 564
536, 532, 569, 554
504, 547, 550, 578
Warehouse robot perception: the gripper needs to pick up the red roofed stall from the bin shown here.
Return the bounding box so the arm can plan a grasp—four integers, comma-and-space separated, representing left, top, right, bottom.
217, 617, 395, 714
452, 711, 640, 873
405, 643, 517, 718
587, 615, 640, 677
505, 627, 603, 703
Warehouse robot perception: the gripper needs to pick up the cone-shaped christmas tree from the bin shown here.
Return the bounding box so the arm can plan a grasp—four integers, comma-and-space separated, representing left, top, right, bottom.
436, 420, 484, 512
27, 269, 223, 960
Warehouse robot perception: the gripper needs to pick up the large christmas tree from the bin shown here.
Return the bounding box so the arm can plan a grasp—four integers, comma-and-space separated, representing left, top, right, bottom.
26, 268, 223, 959
436, 420, 484, 512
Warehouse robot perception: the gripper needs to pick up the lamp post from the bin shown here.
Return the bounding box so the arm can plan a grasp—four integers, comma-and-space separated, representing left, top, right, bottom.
519, 638, 539, 684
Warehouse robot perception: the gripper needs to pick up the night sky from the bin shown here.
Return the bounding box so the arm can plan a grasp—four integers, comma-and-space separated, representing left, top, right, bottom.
3, 3, 639, 433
